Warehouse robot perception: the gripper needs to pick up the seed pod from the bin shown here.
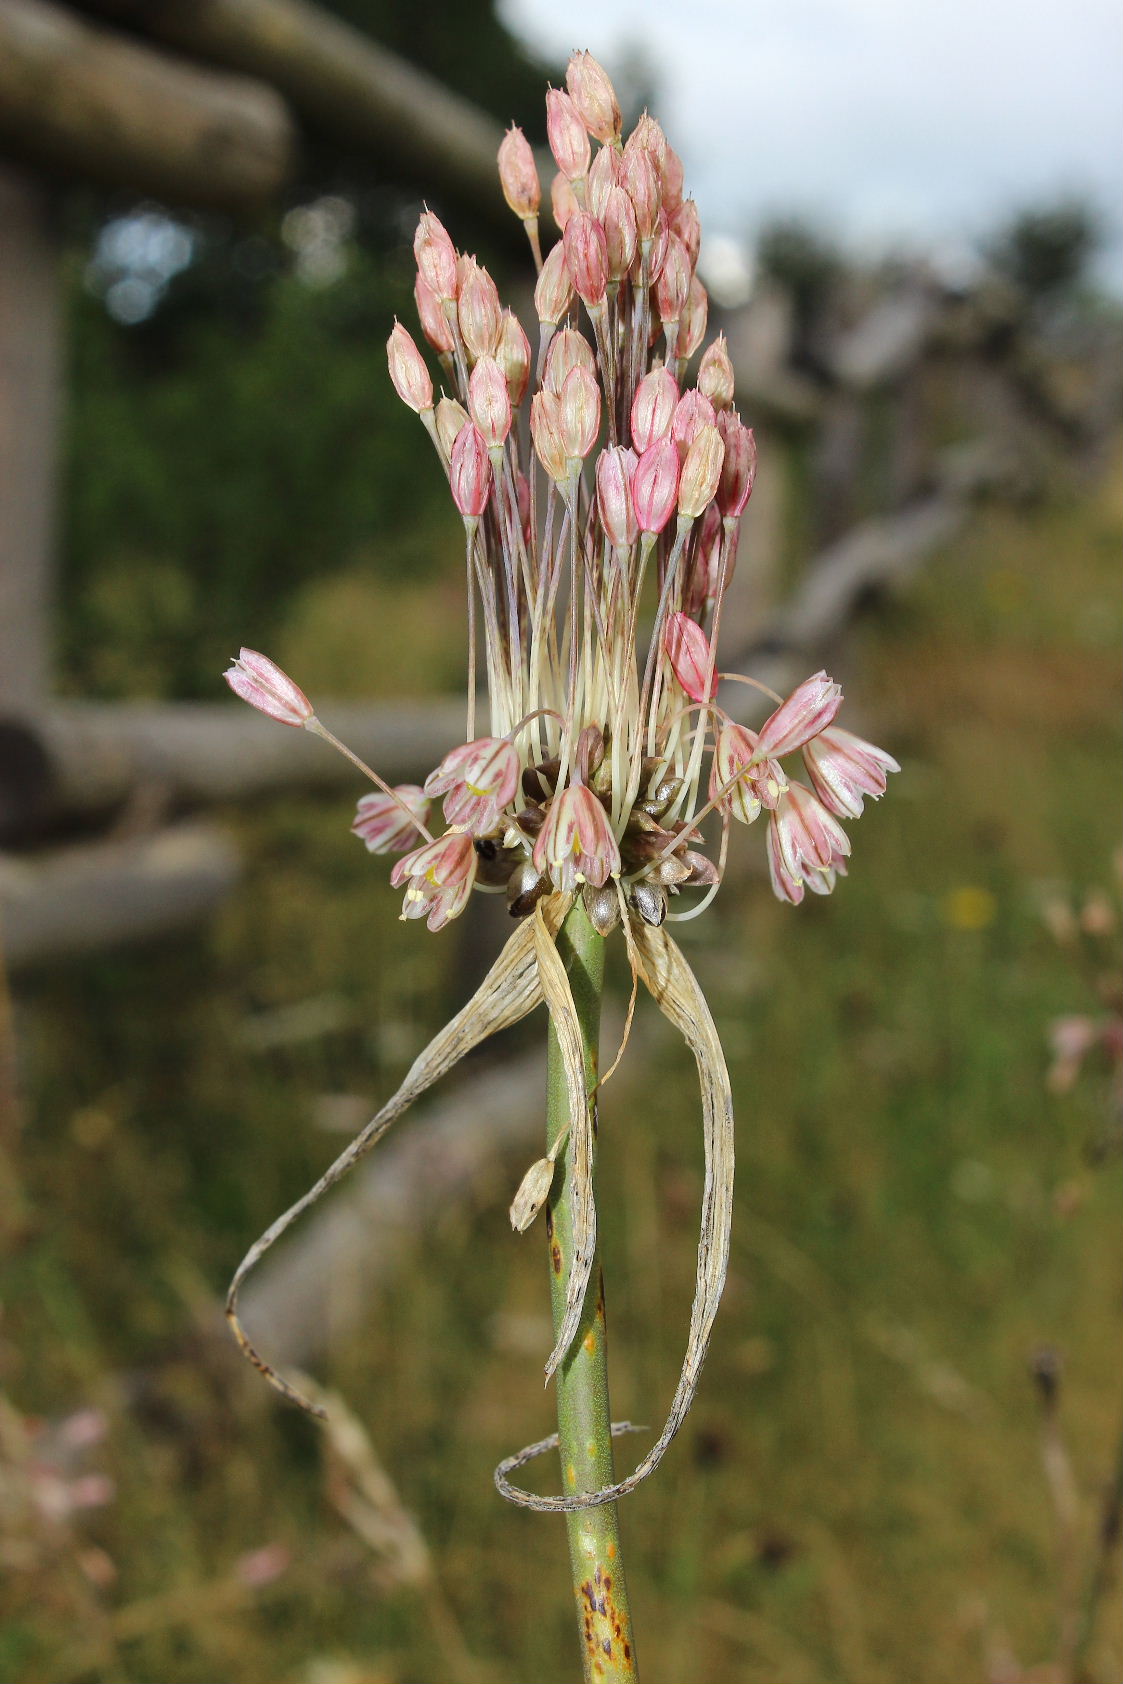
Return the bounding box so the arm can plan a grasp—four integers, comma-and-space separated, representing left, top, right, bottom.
630, 881, 668, 926
507, 859, 548, 917
583, 882, 620, 936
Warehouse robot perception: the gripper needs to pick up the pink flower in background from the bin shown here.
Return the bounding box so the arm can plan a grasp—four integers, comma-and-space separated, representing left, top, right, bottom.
352, 786, 430, 854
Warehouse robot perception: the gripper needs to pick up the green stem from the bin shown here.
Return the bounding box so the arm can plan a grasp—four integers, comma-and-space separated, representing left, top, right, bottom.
545, 901, 638, 1682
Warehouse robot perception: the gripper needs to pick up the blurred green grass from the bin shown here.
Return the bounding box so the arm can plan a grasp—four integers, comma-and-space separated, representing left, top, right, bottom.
4, 467, 1121, 1684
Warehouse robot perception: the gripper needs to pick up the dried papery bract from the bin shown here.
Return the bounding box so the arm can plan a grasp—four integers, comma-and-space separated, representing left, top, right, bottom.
223, 49, 899, 1565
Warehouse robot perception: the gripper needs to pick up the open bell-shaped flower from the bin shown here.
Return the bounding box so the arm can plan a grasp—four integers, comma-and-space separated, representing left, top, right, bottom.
710, 723, 787, 824
769, 781, 851, 895
390, 831, 478, 932
424, 737, 520, 835
533, 784, 621, 894
803, 727, 900, 819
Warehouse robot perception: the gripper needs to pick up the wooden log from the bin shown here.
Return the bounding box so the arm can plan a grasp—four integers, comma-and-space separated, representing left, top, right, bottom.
0, 168, 61, 714
0, 0, 296, 211
0, 697, 466, 843
72, 0, 513, 233
0, 821, 240, 969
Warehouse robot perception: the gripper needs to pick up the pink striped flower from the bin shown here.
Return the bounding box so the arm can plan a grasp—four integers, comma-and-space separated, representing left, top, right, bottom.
424, 736, 520, 835
414, 211, 458, 304
596, 446, 638, 550
754, 672, 843, 761
631, 368, 679, 452
633, 436, 680, 535
710, 723, 787, 825
665, 612, 717, 703
533, 785, 621, 893
450, 423, 493, 519
391, 832, 478, 932
497, 126, 540, 221
803, 727, 900, 819
546, 88, 591, 180
769, 782, 851, 897
224, 650, 313, 728
352, 785, 430, 853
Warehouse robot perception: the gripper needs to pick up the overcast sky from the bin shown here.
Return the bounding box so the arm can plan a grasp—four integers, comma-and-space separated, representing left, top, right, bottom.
501, 0, 1123, 284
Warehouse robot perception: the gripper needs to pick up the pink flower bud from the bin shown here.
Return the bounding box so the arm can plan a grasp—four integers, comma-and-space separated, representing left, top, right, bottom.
414, 211, 458, 304
603, 186, 638, 282
755, 671, 843, 761
677, 423, 725, 520
468, 356, 512, 448
631, 367, 679, 452
224, 649, 313, 728
543, 327, 596, 396
557, 364, 601, 462
565, 50, 622, 144
716, 413, 757, 517
391, 831, 477, 931
647, 210, 671, 285
546, 87, 591, 180
414, 275, 454, 355
587, 143, 621, 220
496, 309, 532, 407
457, 258, 502, 360
533, 784, 620, 892
619, 143, 660, 239
352, 785, 430, 853
710, 723, 787, 825
632, 436, 681, 535
660, 143, 685, 213
435, 396, 469, 458
424, 736, 520, 834
671, 389, 717, 453
534, 242, 574, 326
630, 113, 668, 173
564, 211, 609, 307
551, 171, 579, 232
497, 126, 540, 220
664, 611, 716, 702
596, 445, 638, 550
803, 727, 900, 819
386, 322, 433, 414
449, 422, 492, 519
531, 390, 569, 483
698, 335, 735, 409
655, 235, 691, 330
679, 278, 709, 360
671, 198, 701, 268
683, 503, 724, 618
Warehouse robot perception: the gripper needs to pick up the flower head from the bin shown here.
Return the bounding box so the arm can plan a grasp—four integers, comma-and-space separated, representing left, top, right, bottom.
424, 736, 520, 835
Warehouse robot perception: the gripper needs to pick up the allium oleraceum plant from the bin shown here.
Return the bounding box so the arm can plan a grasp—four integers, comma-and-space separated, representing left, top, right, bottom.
224, 51, 896, 1542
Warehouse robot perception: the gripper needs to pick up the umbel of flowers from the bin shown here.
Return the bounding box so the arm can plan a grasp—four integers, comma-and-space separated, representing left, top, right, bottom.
223, 52, 897, 1513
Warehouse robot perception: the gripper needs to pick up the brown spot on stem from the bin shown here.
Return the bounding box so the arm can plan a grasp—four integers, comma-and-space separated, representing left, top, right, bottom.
551, 1242, 563, 1275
